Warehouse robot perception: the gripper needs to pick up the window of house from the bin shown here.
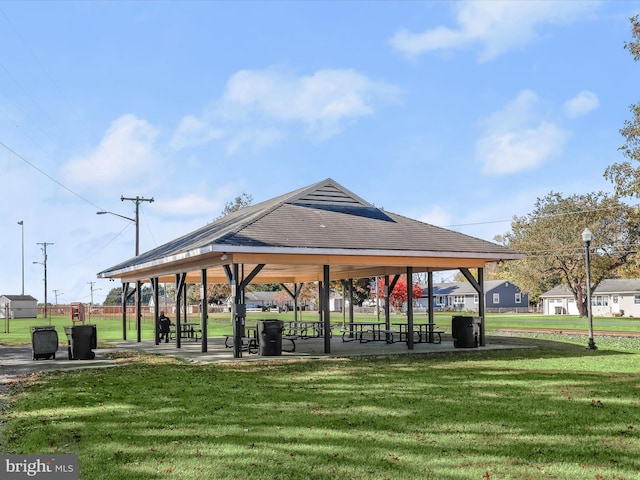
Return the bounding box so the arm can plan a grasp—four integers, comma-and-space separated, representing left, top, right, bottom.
515, 293, 522, 304
612, 296, 619, 304
454, 295, 464, 304
635, 295, 640, 304
493, 293, 500, 304
592, 296, 609, 306
474, 294, 479, 304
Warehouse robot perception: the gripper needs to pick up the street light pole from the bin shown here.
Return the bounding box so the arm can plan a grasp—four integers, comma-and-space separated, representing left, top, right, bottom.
582, 228, 597, 350
97, 196, 154, 342
17, 221, 24, 295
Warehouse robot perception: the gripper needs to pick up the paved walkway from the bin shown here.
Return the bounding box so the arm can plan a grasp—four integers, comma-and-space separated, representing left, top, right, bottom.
1, 336, 526, 392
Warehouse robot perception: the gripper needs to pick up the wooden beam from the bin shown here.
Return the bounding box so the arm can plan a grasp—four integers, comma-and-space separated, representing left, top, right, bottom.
114, 256, 490, 285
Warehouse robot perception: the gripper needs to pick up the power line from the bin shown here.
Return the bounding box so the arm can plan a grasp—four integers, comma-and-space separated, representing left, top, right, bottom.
0, 140, 102, 210
443, 203, 633, 229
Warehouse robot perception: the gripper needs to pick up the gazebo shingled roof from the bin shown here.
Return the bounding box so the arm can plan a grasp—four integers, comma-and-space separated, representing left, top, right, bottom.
97, 178, 523, 284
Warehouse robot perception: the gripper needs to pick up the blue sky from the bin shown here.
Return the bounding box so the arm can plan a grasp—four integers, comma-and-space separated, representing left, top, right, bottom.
1, 1, 639, 305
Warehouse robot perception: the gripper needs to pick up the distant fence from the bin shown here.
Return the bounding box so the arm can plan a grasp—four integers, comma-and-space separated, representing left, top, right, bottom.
38, 304, 236, 320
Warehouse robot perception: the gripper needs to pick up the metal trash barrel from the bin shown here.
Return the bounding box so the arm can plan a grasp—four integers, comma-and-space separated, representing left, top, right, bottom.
452, 316, 480, 348
31, 326, 58, 360
257, 320, 283, 356
64, 324, 97, 360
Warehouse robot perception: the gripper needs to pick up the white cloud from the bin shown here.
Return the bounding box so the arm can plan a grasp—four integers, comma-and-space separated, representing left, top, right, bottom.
390, 0, 599, 62
169, 115, 224, 150
64, 114, 160, 186
482, 89, 540, 132
477, 122, 569, 175
563, 90, 599, 118
156, 193, 223, 217
476, 90, 570, 175
418, 205, 453, 227
154, 181, 250, 218
170, 67, 403, 151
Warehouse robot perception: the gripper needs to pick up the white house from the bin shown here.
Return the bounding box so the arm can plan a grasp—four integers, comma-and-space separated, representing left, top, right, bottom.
0, 294, 38, 318
540, 278, 640, 316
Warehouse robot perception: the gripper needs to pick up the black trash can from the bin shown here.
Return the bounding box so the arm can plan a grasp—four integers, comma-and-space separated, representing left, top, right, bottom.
64, 325, 97, 360
257, 320, 283, 356
31, 326, 58, 360
452, 316, 480, 348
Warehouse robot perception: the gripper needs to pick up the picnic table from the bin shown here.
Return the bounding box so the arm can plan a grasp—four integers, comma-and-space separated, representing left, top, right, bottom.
170, 322, 202, 341
391, 323, 444, 344
341, 322, 390, 343
283, 320, 324, 339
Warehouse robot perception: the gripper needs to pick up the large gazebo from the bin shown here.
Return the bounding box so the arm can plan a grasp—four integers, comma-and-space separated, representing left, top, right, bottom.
98, 178, 523, 358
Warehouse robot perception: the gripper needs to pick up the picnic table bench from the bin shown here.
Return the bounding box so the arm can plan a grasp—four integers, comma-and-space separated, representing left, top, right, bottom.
169, 322, 202, 342
392, 323, 444, 344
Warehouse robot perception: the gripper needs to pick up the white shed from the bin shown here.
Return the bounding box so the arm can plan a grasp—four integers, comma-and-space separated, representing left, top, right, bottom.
0, 294, 38, 318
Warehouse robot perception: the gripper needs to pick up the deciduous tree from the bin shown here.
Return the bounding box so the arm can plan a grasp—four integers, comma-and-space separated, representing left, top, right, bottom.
604, 15, 640, 197
496, 191, 640, 315
215, 193, 253, 220
376, 275, 424, 312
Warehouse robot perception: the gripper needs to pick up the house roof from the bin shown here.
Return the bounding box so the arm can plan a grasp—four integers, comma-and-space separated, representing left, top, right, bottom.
540, 278, 640, 298
97, 178, 524, 284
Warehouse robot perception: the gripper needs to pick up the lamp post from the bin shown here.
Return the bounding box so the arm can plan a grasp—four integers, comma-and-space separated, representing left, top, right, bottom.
17, 221, 24, 295
97, 196, 154, 257
582, 227, 597, 350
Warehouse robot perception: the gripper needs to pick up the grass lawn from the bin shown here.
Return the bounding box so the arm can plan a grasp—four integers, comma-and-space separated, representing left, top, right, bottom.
1, 333, 639, 479
3, 311, 639, 346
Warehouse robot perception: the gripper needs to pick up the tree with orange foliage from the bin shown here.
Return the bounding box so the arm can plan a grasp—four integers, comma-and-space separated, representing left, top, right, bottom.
376, 275, 424, 312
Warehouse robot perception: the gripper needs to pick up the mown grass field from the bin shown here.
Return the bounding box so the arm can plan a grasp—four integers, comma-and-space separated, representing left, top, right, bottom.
2, 313, 640, 479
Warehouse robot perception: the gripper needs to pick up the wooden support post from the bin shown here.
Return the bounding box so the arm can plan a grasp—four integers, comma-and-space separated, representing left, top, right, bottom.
151, 278, 159, 345
428, 272, 434, 343
122, 282, 129, 341
323, 265, 331, 354
136, 280, 142, 343
201, 268, 208, 353
407, 267, 414, 350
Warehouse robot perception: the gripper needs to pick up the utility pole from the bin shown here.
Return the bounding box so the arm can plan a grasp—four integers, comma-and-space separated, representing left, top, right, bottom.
87, 281, 101, 306
97, 196, 154, 342
53, 289, 63, 305
121, 195, 154, 342
35, 242, 53, 323
120, 196, 154, 256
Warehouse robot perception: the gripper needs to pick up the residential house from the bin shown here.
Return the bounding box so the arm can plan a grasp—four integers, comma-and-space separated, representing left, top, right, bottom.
540, 278, 640, 316
418, 280, 529, 313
